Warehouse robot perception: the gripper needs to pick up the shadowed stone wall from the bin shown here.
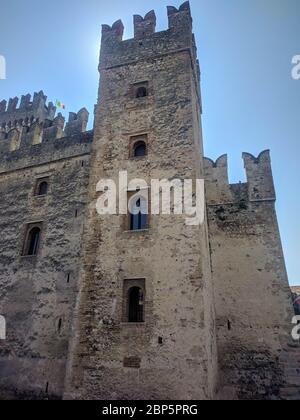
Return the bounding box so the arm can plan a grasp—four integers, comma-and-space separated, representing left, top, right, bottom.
0, 107, 93, 399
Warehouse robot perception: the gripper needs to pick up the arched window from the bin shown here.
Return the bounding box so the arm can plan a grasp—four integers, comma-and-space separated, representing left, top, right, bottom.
136, 86, 148, 98
133, 141, 147, 157
38, 181, 48, 196
130, 197, 148, 231
128, 287, 144, 323
26, 227, 41, 256
35, 177, 50, 196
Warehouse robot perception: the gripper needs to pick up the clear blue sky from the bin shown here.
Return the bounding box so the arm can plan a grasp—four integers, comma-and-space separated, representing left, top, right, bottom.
0, 0, 299, 285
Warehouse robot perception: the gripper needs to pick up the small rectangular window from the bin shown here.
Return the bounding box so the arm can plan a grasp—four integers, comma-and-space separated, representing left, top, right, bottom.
129, 134, 148, 159
133, 81, 149, 99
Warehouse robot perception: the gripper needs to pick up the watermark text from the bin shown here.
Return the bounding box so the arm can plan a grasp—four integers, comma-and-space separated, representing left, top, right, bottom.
292, 55, 300, 80
0, 315, 6, 340
291, 316, 300, 341
0, 55, 6, 80
96, 172, 205, 226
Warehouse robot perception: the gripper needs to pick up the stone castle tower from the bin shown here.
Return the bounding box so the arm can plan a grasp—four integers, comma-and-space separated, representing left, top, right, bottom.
64, 1, 217, 400
0, 2, 299, 400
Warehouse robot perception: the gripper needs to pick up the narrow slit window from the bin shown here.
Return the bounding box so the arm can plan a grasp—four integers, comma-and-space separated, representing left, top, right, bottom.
58, 318, 62, 333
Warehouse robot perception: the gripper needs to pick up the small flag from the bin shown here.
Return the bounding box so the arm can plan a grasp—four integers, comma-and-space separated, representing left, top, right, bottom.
55, 100, 66, 110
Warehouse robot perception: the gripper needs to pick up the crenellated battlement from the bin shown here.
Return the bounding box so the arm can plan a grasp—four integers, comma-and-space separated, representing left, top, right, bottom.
204, 155, 233, 204
0, 92, 89, 138
0, 100, 92, 167
65, 108, 89, 136
204, 150, 276, 204
101, 20, 124, 42
134, 10, 156, 39
99, 2, 195, 70
0, 91, 56, 130
101, 2, 191, 42
167, 2, 192, 29
242, 150, 275, 201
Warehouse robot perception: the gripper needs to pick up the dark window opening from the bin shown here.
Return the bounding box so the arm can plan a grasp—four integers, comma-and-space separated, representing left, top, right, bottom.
136, 86, 148, 98
26, 227, 41, 256
37, 181, 48, 196
128, 287, 144, 323
227, 320, 232, 331
58, 318, 62, 333
133, 141, 147, 157
130, 135, 148, 159
67, 273, 70, 283
130, 198, 148, 231
35, 178, 49, 197
158, 337, 163, 345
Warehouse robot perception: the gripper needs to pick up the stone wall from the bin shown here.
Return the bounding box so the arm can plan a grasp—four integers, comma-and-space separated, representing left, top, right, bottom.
204, 152, 295, 400
0, 108, 93, 399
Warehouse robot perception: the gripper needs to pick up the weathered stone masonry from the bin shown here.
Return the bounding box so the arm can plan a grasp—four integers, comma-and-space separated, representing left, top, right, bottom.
0, 93, 92, 399
204, 152, 299, 399
64, 2, 217, 400
0, 1, 299, 400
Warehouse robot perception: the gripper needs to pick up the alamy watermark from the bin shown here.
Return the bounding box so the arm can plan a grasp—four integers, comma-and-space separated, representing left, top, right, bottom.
0, 55, 6, 80
95, 171, 205, 226
292, 55, 300, 80
0, 315, 6, 340
291, 316, 300, 341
